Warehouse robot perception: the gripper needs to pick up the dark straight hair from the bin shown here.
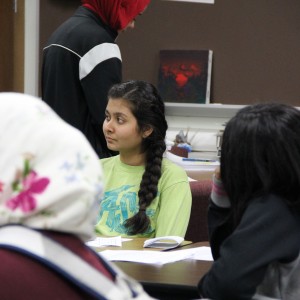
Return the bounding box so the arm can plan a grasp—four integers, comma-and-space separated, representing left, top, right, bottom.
221, 103, 300, 225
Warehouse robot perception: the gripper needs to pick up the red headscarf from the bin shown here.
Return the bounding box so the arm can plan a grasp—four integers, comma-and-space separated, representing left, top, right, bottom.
81, 0, 151, 31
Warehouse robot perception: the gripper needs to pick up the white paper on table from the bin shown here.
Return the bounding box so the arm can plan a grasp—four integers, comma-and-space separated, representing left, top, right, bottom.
85, 236, 132, 248
99, 246, 213, 265
191, 246, 214, 261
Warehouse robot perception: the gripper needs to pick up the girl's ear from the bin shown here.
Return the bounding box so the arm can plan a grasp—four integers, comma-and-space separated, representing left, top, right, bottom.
142, 126, 153, 138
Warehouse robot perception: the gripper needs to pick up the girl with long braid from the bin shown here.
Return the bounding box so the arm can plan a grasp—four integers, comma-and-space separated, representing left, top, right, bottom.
96, 80, 192, 237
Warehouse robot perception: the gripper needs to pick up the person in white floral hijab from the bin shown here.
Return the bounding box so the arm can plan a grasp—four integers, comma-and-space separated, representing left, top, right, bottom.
0, 92, 103, 240
0, 93, 155, 300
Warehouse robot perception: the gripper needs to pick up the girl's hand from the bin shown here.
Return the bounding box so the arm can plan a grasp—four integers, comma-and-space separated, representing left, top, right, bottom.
214, 167, 221, 180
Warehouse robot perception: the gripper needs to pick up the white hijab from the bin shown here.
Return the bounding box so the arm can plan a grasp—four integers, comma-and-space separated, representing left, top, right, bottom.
0, 93, 103, 241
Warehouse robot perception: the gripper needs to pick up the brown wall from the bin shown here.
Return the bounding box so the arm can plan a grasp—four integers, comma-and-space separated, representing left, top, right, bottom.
13, 0, 24, 93
0, 0, 24, 92
39, 0, 300, 105
0, 1, 14, 91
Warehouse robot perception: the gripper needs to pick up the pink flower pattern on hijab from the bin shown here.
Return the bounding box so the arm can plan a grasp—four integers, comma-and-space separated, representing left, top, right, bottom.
6, 159, 50, 212
0, 92, 104, 241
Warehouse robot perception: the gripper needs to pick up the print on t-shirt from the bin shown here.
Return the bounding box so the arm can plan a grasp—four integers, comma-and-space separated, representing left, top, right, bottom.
98, 185, 154, 234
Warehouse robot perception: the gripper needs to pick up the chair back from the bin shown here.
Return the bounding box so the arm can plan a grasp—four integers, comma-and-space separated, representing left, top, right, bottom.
185, 180, 212, 242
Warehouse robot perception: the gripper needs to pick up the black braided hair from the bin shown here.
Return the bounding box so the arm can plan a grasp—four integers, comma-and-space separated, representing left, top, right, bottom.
107, 80, 168, 234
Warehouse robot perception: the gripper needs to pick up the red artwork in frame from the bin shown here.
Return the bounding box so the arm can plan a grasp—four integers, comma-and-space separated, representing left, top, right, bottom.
158, 50, 213, 104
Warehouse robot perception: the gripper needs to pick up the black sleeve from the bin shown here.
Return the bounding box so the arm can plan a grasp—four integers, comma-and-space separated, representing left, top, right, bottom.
81, 57, 122, 129
81, 57, 121, 157
198, 195, 300, 300
207, 200, 234, 260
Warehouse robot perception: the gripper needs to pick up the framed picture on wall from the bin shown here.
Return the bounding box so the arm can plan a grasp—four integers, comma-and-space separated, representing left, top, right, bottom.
158, 49, 213, 104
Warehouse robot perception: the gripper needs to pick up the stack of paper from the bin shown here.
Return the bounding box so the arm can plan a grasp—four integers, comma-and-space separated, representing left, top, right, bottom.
86, 236, 131, 247
99, 247, 213, 265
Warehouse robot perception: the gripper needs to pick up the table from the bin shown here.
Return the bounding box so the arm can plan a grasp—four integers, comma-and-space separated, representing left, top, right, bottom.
97, 239, 212, 299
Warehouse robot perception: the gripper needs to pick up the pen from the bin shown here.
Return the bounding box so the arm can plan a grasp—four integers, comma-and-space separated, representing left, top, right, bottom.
182, 158, 218, 162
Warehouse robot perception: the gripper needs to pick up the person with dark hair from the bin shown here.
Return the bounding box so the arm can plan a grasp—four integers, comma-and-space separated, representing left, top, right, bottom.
41, 0, 151, 158
95, 80, 192, 237
198, 103, 300, 300
0, 92, 155, 300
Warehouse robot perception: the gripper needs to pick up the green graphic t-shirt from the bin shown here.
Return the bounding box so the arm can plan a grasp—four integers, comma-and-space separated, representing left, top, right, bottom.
95, 155, 192, 238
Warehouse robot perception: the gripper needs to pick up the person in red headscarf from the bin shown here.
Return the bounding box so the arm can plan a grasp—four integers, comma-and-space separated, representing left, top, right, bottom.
41, 0, 151, 159
81, 0, 150, 32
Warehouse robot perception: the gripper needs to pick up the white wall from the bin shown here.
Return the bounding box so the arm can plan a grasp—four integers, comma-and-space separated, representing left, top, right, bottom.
165, 103, 242, 157
24, 0, 40, 96
166, 115, 225, 153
